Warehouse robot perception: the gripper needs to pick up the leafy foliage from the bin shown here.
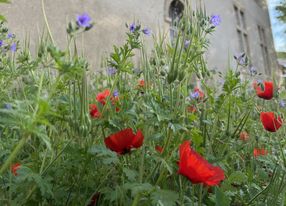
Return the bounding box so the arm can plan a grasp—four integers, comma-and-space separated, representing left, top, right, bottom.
0, 3, 285, 206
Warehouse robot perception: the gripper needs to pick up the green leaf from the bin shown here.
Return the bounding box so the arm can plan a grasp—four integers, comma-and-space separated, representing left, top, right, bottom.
0, 0, 10, 3
151, 189, 179, 206
123, 182, 153, 196
0, 14, 6, 22
191, 129, 204, 146
215, 187, 230, 206
88, 145, 119, 165
123, 168, 138, 182
228, 171, 247, 185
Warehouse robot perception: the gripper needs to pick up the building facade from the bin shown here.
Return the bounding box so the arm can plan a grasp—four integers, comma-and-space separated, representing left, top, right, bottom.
0, 0, 279, 75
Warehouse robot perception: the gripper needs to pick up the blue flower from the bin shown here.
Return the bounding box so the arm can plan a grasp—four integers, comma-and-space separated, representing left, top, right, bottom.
218, 79, 225, 85
10, 43, 16, 52
249, 66, 257, 76
189, 91, 199, 99
210, 15, 221, 27
107, 67, 117, 76
3, 103, 12, 110
142, 27, 151, 36
129, 22, 136, 33
184, 40, 191, 49
234, 53, 248, 66
7, 33, 13, 39
280, 100, 286, 108
76, 13, 92, 28
113, 90, 119, 97
0, 40, 3, 47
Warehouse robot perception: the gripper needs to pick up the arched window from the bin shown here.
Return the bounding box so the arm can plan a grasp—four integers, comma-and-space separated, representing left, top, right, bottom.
168, 0, 184, 42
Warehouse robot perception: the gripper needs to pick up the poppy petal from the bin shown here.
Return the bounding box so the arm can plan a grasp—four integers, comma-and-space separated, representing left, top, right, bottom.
178, 141, 225, 186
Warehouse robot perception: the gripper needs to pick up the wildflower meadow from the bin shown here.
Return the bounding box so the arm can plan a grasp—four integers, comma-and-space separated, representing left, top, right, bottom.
0, 2, 286, 206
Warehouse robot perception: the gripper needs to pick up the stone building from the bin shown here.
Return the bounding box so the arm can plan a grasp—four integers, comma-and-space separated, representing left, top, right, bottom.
0, 0, 279, 76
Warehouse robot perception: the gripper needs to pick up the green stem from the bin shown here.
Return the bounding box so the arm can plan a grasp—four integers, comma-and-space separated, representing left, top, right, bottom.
0, 136, 29, 175
247, 167, 277, 205
131, 193, 141, 206
198, 184, 203, 206
41, 0, 55, 45
100, 74, 119, 116
226, 96, 231, 134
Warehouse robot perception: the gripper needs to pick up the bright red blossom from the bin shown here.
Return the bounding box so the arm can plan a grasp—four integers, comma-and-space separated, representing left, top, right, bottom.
96, 89, 110, 105
104, 128, 144, 154
11, 163, 21, 176
178, 141, 225, 186
253, 81, 273, 100
253, 148, 268, 158
239, 131, 249, 141
138, 80, 145, 87
89, 104, 101, 118
155, 145, 164, 154
260, 112, 282, 132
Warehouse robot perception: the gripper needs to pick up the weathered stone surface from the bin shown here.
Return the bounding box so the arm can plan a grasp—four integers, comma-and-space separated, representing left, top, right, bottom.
0, 0, 278, 75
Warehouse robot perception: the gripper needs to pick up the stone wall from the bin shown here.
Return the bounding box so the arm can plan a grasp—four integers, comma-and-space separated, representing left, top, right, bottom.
0, 0, 279, 75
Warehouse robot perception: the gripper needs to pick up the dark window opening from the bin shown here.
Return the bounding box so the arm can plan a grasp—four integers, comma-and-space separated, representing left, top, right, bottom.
169, 0, 184, 23
169, 0, 184, 42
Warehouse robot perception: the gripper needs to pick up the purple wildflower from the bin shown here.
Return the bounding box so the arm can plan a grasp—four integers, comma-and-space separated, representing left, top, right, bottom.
142, 27, 151, 36
279, 100, 286, 108
129, 22, 136, 33
0, 40, 3, 47
184, 40, 191, 49
76, 13, 92, 28
210, 15, 221, 27
3, 103, 12, 110
107, 67, 117, 76
113, 90, 119, 97
7, 33, 13, 39
249, 66, 257, 76
10, 43, 17, 52
189, 91, 199, 99
218, 79, 225, 85
234, 53, 248, 66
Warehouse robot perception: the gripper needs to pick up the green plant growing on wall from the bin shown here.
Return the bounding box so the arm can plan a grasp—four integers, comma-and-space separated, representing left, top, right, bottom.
0, 0, 10, 21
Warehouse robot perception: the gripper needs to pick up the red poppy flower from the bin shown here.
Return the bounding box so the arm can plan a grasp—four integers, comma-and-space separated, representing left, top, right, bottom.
187, 105, 197, 113
104, 128, 144, 154
178, 141, 225, 186
96, 89, 110, 105
138, 80, 145, 87
253, 81, 273, 100
89, 104, 101, 118
253, 148, 268, 158
155, 145, 164, 154
239, 131, 249, 141
260, 112, 282, 132
194, 87, 204, 100
11, 163, 21, 176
